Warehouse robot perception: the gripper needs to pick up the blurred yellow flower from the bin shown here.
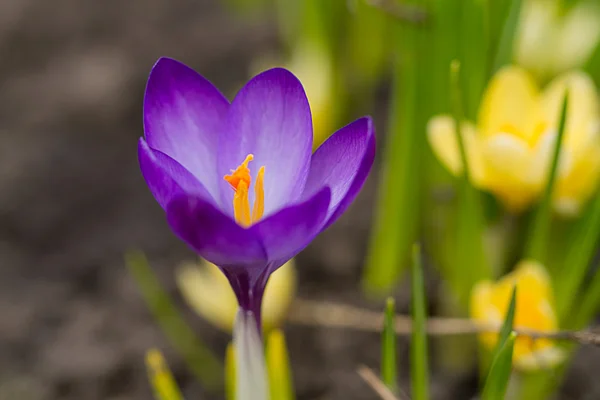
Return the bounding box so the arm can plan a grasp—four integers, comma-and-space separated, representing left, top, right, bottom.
515, 0, 600, 80
176, 258, 296, 333
470, 260, 564, 371
427, 66, 600, 215
250, 39, 335, 149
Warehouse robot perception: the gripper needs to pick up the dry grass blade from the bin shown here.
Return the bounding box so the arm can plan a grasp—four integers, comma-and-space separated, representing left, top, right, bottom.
357, 365, 409, 400
289, 299, 600, 346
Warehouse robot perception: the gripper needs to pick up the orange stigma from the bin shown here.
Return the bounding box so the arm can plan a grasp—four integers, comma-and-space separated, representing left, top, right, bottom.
224, 154, 265, 227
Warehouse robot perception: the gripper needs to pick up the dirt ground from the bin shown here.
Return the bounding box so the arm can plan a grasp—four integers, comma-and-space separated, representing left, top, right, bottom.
0, 0, 599, 399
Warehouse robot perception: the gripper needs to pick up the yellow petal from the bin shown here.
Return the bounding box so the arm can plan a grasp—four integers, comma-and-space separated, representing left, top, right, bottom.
176, 261, 238, 332
287, 40, 334, 148
426, 115, 485, 185
541, 71, 600, 151
514, 0, 559, 78
470, 281, 498, 349
511, 260, 553, 301
262, 260, 297, 332
480, 133, 540, 211
470, 260, 564, 371
478, 66, 541, 142
540, 72, 600, 215
554, 143, 600, 216
555, 2, 600, 73
515, 345, 566, 371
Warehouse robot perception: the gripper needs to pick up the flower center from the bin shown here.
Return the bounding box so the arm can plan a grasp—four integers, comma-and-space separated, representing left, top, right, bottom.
498, 121, 549, 146
224, 154, 265, 227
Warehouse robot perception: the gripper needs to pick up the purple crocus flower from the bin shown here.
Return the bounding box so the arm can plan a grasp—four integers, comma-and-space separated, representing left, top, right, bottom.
138, 58, 375, 329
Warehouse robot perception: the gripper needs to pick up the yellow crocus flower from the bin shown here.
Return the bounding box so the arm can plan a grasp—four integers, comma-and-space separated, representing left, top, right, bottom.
176, 258, 296, 333
428, 66, 600, 215
515, 0, 600, 80
470, 260, 564, 371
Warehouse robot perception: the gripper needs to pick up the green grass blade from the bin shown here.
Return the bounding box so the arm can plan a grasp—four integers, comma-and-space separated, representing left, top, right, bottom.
573, 264, 600, 328
410, 244, 430, 400
527, 94, 569, 261
460, 0, 490, 118
225, 343, 236, 400
481, 332, 516, 400
381, 297, 398, 393
449, 60, 491, 306
363, 10, 422, 295
266, 330, 295, 400
496, 287, 517, 355
492, 0, 523, 72
557, 194, 600, 321
126, 251, 222, 389
146, 349, 184, 400
481, 287, 517, 399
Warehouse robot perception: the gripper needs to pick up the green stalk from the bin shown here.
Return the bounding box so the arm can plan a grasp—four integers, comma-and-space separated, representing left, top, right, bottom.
460, 0, 490, 118
266, 330, 295, 400
410, 244, 430, 400
492, 0, 524, 72
480, 287, 516, 397
557, 194, 600, 322
481, 333, 516, 400
381, 298, 398, 393
363, 6, 422, 295
146, 349, 185, 400
449, 60, 491, 306
526, 95, 569, 261
574, 263, 600, 328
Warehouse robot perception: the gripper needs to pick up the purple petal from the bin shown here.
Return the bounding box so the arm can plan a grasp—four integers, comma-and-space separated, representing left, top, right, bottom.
138, 138, 212, 209
302, 117, 376, 228
251, 187, 331, 266
166, 195, 267, 269
144, 57, 229, 201
217, 68, 313, 216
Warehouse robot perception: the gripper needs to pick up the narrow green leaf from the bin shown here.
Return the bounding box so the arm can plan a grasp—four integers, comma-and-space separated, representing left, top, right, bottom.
573, 263, 600, 328
145, 349, 184, 400
126, 251, 222, 389
348, 0, 390, 86
492, 0, 523, 72
449, 60, 491, 306
527, 94, 569, 261
557, 194, 600, 321
481, 332, 516, 400
225, 343, 236, 400
363, 10, 422, 295
266, 329, 295, 400
495, 286, 517, 355
481, 288, 517, 400
381, 297, 398, 393
460, 0, 490, 118
410, 244, 430, 400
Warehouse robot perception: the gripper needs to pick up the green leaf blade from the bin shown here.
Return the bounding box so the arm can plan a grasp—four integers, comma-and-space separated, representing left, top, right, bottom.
410, 244, 430, 400
381, 297, 398, 393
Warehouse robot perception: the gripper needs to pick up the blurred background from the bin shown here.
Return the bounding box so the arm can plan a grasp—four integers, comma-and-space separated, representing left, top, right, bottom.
1, 0, 600, 399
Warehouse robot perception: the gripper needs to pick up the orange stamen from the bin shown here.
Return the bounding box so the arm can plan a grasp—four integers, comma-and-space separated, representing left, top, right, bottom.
232, 180, 251, 227
223, 154, 265, 227
224, 154, 254, 190
252, 166, 265, 222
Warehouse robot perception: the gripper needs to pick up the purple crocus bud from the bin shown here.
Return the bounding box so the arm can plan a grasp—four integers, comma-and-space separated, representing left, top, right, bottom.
138, 58, 375, 330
